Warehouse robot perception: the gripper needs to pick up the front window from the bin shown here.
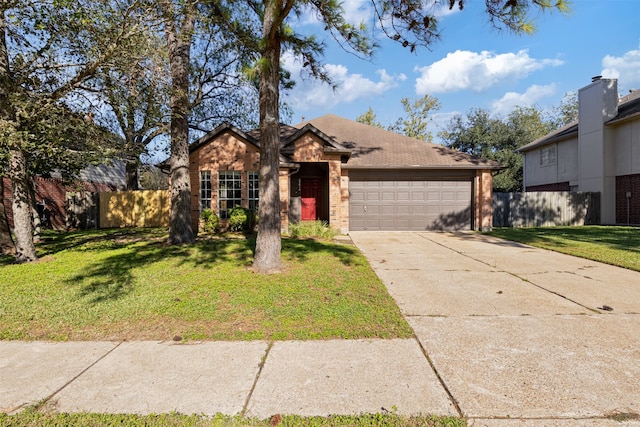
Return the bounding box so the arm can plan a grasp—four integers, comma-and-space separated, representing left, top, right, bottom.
218, 171, 241, 219
200, 171, 211, 211
248, 171, 259, 212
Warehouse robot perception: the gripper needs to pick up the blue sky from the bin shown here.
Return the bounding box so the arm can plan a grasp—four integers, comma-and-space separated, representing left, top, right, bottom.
280, 0, 640, 140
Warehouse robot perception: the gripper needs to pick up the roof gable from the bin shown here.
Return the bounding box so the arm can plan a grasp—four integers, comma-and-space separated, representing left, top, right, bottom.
189, 122, 260, 154
281, 123, 351, 155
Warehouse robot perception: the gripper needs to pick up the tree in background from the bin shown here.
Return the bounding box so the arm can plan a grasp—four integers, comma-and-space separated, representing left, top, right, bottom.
552, 91, 579, 127
357, 94, 441, 141
85, 2, 257, 192
356, 107, 384, 128
439, 106, 555, 192
388, 94, 441, 142
1, 0, 144, 262
235, 0, 570, 272
86, 26, 169, 191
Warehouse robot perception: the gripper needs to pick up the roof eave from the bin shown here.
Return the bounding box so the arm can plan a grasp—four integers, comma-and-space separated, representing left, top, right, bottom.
606, 111, 640, 126
343, 164, 503, 171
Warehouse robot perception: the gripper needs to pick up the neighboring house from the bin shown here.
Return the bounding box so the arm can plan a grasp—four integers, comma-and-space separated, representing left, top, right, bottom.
186, 114, 501, 233
519, 77, 640, 225
2, 160, 126, 229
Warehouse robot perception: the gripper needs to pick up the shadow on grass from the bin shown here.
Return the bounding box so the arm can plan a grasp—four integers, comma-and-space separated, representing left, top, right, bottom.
37, 228, 167, 256
63, 230, 361, 304
69, 240, 188, 303
67, 235, 253, 304
282, 237, 360, 266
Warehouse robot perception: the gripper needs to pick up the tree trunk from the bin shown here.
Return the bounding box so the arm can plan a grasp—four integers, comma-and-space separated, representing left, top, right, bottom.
253, 0, 283, 273
0, 178, 15, 255
0, 8, 15, 255
164, 2, 195, 245
9, 149, 37, 262
29, 181, 41, 243
125, 155, 140, 190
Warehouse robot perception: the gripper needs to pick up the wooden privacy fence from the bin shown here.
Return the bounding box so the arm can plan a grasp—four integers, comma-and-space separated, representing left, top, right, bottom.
99, 190, 170, 228
493, 191, 601, 228
66, 191, 99, 229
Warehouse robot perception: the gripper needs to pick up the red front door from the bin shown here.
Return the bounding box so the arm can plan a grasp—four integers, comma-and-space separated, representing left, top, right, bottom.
301, 179, 320, 221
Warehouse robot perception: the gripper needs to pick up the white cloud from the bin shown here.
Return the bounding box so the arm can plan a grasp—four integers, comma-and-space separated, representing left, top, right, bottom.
414, 49, 564, 94
296, 0, 372, 27
601, 49, 640, 89
341, 0, 373, 26
490, 84, 556, 116
282, 52, 406, 111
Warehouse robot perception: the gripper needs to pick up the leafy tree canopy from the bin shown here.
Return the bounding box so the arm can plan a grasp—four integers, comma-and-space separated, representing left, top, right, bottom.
439, 106, 556, 192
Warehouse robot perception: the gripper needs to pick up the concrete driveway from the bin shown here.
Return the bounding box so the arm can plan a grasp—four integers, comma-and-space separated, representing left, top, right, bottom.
350, 231, 640, 425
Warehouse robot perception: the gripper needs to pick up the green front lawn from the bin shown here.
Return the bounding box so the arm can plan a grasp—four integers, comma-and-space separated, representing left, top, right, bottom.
488, 226, 640, 271
0, 228, 413, 341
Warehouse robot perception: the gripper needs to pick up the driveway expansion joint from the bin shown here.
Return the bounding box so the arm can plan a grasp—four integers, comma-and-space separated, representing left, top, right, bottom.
411, 335, 463, 418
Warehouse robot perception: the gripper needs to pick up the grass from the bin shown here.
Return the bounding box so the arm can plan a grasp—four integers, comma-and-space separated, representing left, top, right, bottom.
0, 228, 413, 341
488, 226, 640, 271
0, 412, 466, 427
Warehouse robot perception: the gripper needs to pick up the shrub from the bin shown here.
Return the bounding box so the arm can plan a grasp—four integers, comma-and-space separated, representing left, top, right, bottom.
228, 206, 256, 233
289, 220, 337, 239
200, 209, 219, 233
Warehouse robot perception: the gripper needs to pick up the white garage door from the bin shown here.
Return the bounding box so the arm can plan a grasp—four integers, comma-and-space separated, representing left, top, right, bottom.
349, 180, 472, 231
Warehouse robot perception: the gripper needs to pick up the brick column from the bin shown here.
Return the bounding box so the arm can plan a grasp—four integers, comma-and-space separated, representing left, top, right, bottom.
340, 170, 350, 233
279, 170, 290, 232
475, 170, 493, 231
328, 160, 342, 229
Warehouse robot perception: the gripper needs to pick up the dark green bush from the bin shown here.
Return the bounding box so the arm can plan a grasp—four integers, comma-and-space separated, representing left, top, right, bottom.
228, 206, 256, 233
200, 209, 220, 233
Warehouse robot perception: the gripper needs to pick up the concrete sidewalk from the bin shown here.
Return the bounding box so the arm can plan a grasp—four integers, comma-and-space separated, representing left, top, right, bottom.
2, 231, 640, 426
1, 339, 456, 418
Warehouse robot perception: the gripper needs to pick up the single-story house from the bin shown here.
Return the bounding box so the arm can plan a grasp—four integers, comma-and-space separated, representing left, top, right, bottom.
186, 114, 501, 233
519, 77, 640, 225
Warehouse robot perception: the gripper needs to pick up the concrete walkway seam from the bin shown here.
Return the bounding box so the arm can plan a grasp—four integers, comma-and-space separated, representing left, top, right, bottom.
411, 335, 463, 418
240, 341, 273, 417
36, 341, 123, 413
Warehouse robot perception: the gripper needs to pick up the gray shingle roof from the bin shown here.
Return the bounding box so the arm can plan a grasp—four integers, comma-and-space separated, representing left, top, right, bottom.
296, 114, 502, 170
518, 121, 578, 153
519, 89, 640, 152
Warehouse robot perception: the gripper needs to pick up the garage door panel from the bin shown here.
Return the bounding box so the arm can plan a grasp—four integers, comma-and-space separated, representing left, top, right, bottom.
397, 191, 411, 201
380, 191, 397, 201
396, 205, 410, 215
441, 191, 458, 201
350, 180, 471, 231
379, 205, 395, 215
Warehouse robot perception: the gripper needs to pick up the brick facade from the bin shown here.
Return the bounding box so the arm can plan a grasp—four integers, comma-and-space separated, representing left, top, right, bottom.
616, 173, 640, 225
2, 176, 118, 229
188, 130, 347, 233
188, 130, 262, 232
